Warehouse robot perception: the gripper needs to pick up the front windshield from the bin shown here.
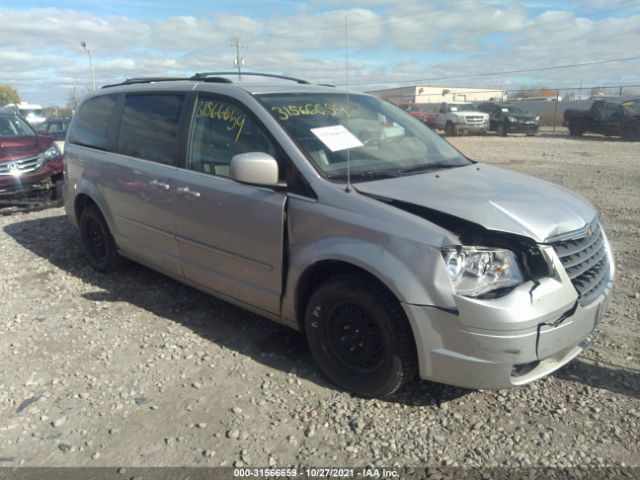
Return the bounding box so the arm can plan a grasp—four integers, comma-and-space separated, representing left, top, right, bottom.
622, 100, 640, 115
403, 104, 418, 112
257, 93, 471, 180
499, 105, 525, 113
0, 115, 36, 136
448, 103, 476, 112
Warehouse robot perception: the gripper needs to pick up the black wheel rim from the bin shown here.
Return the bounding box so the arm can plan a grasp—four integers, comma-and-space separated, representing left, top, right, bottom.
86, 219, 107, 262
325, 303, 385, 372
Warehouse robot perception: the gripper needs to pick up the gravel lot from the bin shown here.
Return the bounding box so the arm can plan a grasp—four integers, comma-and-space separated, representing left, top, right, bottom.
0, 131, 639, 469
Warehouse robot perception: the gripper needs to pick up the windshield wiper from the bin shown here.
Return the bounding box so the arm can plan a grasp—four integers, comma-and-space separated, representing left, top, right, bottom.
327, 164, 466, 181
327, 170, 404, 180
396, 163, 466, 175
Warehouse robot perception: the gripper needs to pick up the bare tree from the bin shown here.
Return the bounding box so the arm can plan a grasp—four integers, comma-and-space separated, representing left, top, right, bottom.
67, 86, 82, 112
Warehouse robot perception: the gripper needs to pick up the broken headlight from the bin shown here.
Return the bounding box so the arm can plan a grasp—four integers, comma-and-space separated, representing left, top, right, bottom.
41, 144, 61, 161
442, 247, 524, 297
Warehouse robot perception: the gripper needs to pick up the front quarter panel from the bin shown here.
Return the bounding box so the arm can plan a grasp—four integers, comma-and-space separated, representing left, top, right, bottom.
282, 189, 459, 324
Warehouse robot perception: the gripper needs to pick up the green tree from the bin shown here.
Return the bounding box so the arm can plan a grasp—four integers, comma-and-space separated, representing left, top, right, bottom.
0, 84, 21, 107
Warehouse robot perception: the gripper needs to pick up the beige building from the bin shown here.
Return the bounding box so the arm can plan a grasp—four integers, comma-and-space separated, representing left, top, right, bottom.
367, 85, 507, 104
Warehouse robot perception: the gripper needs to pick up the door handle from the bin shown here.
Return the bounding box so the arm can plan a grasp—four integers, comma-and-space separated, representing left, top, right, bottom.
176, 186, 201, 198
149, 179, 170, 191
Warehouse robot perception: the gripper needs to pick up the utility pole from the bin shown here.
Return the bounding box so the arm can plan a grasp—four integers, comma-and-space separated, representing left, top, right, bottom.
233, 39, 244, 81
552, 89, 559, 132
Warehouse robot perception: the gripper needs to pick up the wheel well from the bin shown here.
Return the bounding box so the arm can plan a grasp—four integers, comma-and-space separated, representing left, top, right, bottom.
74, 193, 96, 224
295, 261, 400, 331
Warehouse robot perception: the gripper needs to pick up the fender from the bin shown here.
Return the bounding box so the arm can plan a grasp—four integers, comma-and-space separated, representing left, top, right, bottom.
281, 236, 456, 324
73, 176, 119, 238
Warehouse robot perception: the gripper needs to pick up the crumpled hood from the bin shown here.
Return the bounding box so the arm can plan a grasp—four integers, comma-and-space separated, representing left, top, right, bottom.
0, 136, 53, 161
354, 164, 596, 242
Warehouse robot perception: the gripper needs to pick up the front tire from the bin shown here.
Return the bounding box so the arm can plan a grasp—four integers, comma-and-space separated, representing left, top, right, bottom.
79, 204, 122, 273
568, 120, 583, 137
497, 123, 507, 136
445, 122, 457, 136
50, 178, 64, 207
621, 125, 640, 141
304, 273, 417, 398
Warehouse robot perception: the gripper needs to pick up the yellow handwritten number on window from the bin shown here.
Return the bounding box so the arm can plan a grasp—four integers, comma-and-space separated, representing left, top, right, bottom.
196, 101, 246, 142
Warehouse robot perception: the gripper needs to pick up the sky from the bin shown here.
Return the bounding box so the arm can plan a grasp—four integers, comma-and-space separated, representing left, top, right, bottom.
1, 0, 639, 106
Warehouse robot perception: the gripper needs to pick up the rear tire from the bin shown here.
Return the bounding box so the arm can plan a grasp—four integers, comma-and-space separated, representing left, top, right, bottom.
79, 204, 122, 273
497, 123, 507, 136
304, 273, 417, 398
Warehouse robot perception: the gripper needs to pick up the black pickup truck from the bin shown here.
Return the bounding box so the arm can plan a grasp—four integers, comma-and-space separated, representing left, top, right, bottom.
564, 99, 640, 139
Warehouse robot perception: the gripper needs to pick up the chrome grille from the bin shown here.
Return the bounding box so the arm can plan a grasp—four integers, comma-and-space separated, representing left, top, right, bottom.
464, 116, 484, 124
0, 155, 44, 176
550, 220, 611, 305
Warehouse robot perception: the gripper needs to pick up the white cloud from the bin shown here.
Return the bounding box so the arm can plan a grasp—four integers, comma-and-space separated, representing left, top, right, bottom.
0, 2, 638, 106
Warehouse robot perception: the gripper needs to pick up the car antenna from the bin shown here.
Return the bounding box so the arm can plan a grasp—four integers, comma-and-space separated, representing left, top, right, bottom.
345, 14, 352, 193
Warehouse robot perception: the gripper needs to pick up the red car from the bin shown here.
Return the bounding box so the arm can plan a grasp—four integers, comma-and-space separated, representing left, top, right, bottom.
395, 102, 432, 125
0, 111, 64, 205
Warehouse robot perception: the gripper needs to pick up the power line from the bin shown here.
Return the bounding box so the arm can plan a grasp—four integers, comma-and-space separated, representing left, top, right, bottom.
179, 41, 230, 59
340, 56, 640, 88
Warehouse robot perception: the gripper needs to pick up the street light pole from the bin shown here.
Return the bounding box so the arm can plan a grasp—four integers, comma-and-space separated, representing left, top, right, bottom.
80, 41, 96, 91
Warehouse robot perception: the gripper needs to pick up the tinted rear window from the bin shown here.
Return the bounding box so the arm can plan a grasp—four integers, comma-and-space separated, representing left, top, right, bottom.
68, 94, 118, 150
116, 94, 184, 165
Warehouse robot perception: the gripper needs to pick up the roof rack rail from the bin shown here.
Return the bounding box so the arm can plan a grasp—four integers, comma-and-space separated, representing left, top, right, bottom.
191, 71, 310, 84
190, 76, 234, 84
101, 72, 311, 89
102, 76, 236, 89
102, 77, 190, 88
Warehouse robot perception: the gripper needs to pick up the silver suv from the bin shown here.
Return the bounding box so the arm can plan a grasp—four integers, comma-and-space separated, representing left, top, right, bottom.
64, 72, 614, 398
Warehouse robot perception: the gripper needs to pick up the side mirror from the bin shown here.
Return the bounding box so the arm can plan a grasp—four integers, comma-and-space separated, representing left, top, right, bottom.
230, 152, 280, 187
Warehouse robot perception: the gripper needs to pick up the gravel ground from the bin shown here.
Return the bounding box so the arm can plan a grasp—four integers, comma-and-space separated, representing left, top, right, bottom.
0, 132, 638, 469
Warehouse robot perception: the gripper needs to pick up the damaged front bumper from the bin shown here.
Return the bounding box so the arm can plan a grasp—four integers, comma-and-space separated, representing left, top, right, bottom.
0, 160, 63, 200
403, 243, 614, 389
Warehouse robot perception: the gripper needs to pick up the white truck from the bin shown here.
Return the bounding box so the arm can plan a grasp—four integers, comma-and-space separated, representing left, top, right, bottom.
4, 102, 46, 126
426, 101, 489, 136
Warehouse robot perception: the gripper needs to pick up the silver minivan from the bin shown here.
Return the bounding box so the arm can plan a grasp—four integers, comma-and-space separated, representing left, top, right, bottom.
64, 73, 614, 398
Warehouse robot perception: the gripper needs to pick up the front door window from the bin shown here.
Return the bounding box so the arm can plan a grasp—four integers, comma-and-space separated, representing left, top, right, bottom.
188, 97, 279, 178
